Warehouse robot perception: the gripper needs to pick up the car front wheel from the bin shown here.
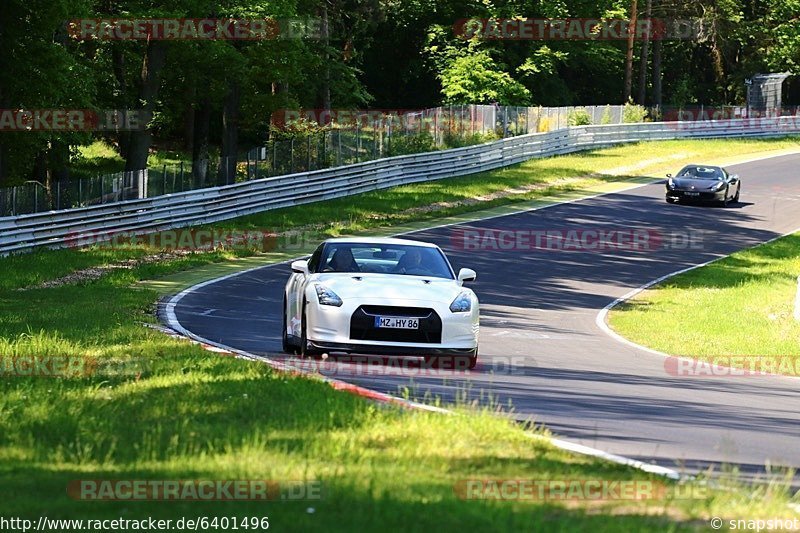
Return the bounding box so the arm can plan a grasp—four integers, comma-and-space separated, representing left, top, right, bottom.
299, 303, 321, 359
282, 296, 294, 354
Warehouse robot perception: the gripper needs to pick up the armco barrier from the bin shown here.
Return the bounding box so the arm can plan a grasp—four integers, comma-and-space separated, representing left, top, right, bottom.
1, 118, 798, 254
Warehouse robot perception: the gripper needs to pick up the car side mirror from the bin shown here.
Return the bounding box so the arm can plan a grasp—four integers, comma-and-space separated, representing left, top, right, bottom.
730, 174, 738, 181
291, 260, 309, 276
666, 173, 672, 178
458, 268, 477, 284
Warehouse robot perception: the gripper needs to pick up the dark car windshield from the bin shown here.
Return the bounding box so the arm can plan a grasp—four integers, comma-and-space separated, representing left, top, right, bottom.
678, 166, 724, 180
318, 243, 454, 279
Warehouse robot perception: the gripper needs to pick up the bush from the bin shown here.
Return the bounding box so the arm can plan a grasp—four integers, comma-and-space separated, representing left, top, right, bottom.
443, 130, 499, 148
567, 108, 592, 126
387, 132, 437, 156
622, 101, 649, 123
600, 105, 613, 125
537, 117, 552, 132
269, 117, 329, 140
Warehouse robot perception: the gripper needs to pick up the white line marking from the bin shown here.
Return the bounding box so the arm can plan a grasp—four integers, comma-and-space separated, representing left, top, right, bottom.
595, 223, 800, 383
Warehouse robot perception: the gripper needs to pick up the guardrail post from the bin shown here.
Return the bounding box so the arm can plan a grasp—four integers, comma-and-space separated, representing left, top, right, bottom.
794, 275, 800, 321
356, 122, 361, 163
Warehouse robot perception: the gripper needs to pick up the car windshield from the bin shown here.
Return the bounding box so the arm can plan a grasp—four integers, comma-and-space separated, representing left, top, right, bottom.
678, 166, 724, 180
318, 243, 454, 279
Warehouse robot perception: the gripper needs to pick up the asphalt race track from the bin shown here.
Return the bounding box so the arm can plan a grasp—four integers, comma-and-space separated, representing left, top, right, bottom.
169, 153, 800, 481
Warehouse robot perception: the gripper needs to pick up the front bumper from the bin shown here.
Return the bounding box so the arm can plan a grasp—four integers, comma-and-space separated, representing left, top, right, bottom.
666, 188, 725, 202
306, 341, 477, 356
306, 297, 479, 352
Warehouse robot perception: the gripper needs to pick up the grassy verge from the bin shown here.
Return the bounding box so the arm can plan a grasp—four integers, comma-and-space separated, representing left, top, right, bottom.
609, 232, 800, 374
2, 138, 800, 529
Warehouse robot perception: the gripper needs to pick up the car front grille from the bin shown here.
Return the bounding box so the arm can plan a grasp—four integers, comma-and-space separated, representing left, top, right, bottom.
350, 306, 442, 343
675, 190, 717, 200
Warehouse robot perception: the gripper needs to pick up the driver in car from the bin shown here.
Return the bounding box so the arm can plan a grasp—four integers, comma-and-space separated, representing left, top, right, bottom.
393, 249, 430, 275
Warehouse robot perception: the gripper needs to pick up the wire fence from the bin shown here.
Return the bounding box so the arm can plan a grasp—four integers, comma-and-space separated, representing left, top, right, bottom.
2, 103, 799, 217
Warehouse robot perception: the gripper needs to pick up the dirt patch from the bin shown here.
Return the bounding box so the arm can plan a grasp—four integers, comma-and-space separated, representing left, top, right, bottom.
20, 249, 200, 290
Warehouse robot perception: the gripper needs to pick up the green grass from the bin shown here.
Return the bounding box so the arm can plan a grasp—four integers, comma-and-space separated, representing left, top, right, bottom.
3, 138, 800, 529
609, 232, 800, 373
71, 141, 194, 179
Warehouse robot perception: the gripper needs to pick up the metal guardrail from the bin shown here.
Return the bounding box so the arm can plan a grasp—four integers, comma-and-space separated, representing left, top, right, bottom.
1, 118, 798, 254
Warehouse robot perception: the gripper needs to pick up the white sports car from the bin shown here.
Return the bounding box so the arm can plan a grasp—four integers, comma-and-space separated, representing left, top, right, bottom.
282, 237, 480, 368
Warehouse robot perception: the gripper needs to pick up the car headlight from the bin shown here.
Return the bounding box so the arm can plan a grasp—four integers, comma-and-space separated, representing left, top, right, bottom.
449, 291, 473, 313
314, 284, 343, 307
711, 181, 725, 190
667, 178, 675, 189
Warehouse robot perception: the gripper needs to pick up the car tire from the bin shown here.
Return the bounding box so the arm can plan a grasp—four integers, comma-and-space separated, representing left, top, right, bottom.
299, 302, 320, 359
733, 186, 740, 203
719, 187, 730, 207
282, 296, 294, 354
666, 197, 677, 204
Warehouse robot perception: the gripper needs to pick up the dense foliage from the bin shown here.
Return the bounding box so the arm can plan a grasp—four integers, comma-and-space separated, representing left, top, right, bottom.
0, 0, 797, 186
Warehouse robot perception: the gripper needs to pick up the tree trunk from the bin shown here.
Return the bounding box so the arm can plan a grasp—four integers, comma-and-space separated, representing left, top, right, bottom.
125, 39, 167, 171
623, 0, 639, 101
653, 36, 662, 107
217, 81, 240, 184
0, 90, 7, 186
318, 4, 331, 112
112, 44, 130, 157
192, 98, 212, 186
183, 84, 196, 153
637, 0, 652, 104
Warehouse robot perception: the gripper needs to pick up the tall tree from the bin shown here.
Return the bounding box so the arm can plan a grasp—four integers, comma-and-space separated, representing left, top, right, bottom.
637, 0, 652, 104
623, 0, 639, 101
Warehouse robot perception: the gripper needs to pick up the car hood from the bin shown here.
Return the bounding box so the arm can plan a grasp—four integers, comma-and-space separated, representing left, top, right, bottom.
671, 177, 723, 190
312, 273, 466, 302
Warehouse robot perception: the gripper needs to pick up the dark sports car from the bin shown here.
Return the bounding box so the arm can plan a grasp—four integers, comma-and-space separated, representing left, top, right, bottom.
665, 165, 741, 206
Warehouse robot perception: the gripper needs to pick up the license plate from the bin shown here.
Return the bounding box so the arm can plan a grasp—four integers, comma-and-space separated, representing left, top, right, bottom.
374, 316, 419, 329
685, 192, 700, 196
